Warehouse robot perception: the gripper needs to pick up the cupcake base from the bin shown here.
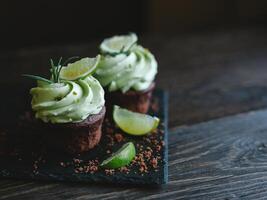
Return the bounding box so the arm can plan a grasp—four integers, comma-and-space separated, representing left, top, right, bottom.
105, 82, 155, 114
19, 107, 106, 154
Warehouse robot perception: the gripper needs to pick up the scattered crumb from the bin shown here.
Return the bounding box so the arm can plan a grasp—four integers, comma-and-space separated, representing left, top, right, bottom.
105, 169, 115, 175
114, 133, 124, 142
73, 159, 99, 174
144, 150, 152, 159
60, 162, 66, 167
156, 145, 161, 152
150, 158, 158, 169
119, 166, 130, 174
73, 158, 82, 164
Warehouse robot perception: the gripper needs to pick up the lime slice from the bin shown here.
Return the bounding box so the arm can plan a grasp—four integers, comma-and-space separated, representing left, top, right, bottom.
113, 105, 160, 136
59, 55, 100, 80
100, 142, 136, 169
100, 33, 137, 54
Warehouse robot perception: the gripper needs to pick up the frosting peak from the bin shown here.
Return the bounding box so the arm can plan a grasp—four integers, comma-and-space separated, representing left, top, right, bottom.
30, 76, 105, 123
95, 34, 158, 93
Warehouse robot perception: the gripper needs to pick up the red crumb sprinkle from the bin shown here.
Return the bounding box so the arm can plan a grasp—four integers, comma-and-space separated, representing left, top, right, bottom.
156, 145, 161, 152
114, 133, 124, 142
133, 152, 149, 173
139, 162, 148, 173
90, 166, 98, 173
60, 162, 66, 167
144, 150, 152, 159
119, 166, 130, 174
73, 158, 82, 164
73, 159, 99, 174
77, 167, 83, 172
105, 169, 115, 175
150, 158, 158, 168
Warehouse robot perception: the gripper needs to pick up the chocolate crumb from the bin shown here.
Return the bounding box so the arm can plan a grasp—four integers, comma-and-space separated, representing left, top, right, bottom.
151, 158, 158, 168
156, 145, 161, 152
105, 169, 115, 175
73, 158, 82, 164
144, 150, 152, 159
60, 162, 66, 167
114, 133, 124, 142
119, 166, 130, 174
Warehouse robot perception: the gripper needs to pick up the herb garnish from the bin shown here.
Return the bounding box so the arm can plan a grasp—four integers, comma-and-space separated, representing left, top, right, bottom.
22, 56, 79, 83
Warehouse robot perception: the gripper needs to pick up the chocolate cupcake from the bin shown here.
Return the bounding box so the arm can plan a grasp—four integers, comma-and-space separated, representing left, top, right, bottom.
94, 33, 158, 113
24, 56, 105, 154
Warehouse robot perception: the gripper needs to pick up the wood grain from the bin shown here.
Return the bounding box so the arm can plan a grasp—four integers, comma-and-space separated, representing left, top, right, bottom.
2, 27, 267, 199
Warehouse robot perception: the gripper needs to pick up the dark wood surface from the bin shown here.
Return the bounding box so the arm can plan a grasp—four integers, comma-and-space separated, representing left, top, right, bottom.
2, 27, 267, 199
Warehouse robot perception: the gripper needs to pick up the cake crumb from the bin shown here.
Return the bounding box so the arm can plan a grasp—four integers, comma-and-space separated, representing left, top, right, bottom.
119, 166, 130, 174
150, 158, 158, 168
105, 169, 115, 175
114, 133, 124, 142
144, 150, 152, 159
60, 162, 66, 167
156, 145, 161, 152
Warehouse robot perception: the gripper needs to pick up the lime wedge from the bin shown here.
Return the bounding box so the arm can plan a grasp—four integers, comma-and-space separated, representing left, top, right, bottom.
113, 105, 160, 136
100, 142, 136, 169
59, 55, 100, 80
100, 33, 137, 54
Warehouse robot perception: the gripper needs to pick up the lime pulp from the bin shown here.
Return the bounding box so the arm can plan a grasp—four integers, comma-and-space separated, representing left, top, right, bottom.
113, 105, 160, 136
59, 55, 100, 81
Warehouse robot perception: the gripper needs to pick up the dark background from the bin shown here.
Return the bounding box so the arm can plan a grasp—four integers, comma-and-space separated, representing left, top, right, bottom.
1, 0, 267, 51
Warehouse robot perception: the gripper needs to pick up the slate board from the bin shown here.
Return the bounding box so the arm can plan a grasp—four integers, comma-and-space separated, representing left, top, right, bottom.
0, 90, 168, 185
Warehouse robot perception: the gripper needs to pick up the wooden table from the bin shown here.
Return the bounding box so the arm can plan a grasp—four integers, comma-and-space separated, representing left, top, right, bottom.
1, 27, 267, 199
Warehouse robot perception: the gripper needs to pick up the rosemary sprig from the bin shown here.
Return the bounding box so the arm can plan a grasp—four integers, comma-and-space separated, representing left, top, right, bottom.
50, 58, 56, 82
22, 74, 53, 84
62, 56, 79, 66
22, 56, 79, 84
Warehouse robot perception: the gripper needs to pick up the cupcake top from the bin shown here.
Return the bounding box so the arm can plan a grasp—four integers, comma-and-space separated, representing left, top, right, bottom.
94, 33, 158, 93
25, 56, 105, 124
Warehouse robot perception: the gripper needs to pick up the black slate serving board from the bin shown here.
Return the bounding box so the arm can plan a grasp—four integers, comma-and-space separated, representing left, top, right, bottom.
0, 90, 168, 185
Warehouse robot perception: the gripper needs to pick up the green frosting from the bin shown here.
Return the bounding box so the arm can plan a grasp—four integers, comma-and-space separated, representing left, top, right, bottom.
95, 45, 158, 93
30, 76, 105, 123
